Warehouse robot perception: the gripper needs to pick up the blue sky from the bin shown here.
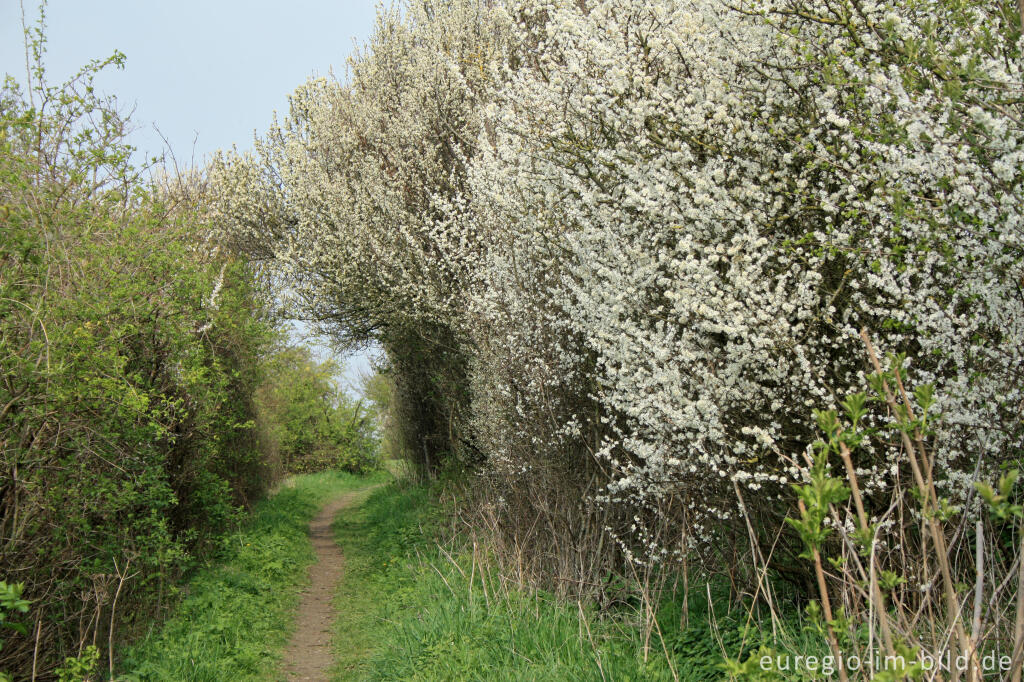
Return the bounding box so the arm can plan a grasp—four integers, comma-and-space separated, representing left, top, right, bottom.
1, 0, 378, 163
1, 0, 382, 392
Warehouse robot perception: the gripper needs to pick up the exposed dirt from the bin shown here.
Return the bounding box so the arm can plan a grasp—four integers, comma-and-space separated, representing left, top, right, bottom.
280, 488, 372, 681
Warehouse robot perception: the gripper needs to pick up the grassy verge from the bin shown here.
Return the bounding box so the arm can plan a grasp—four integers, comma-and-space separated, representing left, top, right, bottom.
119, 470, 388, 681
329, 481, 813, 681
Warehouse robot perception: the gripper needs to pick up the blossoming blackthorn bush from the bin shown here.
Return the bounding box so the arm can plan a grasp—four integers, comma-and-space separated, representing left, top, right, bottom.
210, 0, 1023, 638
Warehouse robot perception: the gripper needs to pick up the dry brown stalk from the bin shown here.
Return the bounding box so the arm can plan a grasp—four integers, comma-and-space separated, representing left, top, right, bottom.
860, 329, 978, 681
799, 497, 850, 682
837, 439, 896, 658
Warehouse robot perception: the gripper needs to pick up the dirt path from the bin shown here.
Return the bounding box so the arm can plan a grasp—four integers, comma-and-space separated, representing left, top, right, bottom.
280, 487, 375, 681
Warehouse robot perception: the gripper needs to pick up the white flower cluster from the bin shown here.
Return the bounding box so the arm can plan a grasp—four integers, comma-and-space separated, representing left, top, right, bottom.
209, 0, 511, 345
210, 0, 1023, 564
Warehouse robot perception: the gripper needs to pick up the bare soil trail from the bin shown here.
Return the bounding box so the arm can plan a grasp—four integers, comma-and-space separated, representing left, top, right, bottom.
280, 485, 378, 681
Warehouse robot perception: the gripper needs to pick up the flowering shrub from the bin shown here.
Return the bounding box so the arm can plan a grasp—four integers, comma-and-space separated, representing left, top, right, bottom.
211, 0, 513, 476
465, 0, 1024, 567
210, 0, 1023, 591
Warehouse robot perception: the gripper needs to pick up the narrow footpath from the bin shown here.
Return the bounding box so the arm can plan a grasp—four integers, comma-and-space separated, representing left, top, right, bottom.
280, 487, 376, 681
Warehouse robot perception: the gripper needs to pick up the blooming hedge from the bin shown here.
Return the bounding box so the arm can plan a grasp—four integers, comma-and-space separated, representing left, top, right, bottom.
211, 0, 1023, 580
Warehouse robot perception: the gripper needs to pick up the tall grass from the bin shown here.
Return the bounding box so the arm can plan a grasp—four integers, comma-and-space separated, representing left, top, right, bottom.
329, 480, 815, 681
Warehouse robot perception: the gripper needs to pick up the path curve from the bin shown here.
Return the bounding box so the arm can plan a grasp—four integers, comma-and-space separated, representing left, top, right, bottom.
280, 487, 373, 681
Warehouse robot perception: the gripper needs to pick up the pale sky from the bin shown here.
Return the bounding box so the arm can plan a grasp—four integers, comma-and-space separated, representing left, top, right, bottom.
1, 0, 378, 162
1, 0, 382, 392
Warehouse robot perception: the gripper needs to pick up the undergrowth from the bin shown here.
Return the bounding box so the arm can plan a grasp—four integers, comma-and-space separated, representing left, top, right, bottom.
118, 470, 386, 681
330, 481, 821, 681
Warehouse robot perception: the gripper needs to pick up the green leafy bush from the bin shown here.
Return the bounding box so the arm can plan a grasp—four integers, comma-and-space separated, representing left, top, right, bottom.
55, 646, 99, 682
256, 344, 380, 475
0, 15, 274, 677
0, 582, 30, 682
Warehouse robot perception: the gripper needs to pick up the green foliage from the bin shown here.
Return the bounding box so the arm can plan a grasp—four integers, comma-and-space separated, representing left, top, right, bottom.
722, 646, 804, 681
785, 419, 852, 559
55, 646, 99, 682
0, 10, 275, 676
975, 469, 1023, 521
0, 581, 30, 680
0, 582, 30, 647
360, 370, 402, 463
119, 470, 385, 681
256, 345, 380, 475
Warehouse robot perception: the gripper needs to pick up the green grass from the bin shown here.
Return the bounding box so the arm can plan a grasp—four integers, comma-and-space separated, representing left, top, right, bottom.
117, 468, 822, 681
328, 481, 807, 681
119, 469, 388, 681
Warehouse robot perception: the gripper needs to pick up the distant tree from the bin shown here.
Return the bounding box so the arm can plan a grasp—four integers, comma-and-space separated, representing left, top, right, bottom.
256, 344, 380, 474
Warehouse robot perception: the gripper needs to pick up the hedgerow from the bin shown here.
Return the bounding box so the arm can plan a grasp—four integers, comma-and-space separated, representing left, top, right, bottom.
0, 22, 275, 677
209, 0, 1023, 674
